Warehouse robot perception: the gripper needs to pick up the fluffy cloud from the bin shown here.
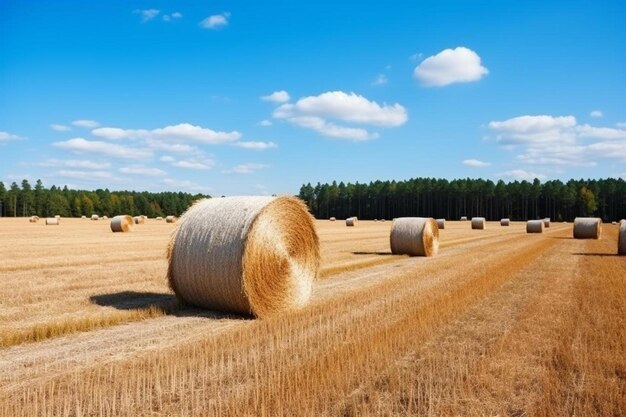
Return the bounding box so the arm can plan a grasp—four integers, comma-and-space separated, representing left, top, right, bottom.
200, 12, 230, 29
590, 110, 603, 118
160, 156, 215, 170
372, 74, 388, 86
488, 115, 577, 145
0, 131, 21, 143
119, 166, 166, 176
39, 159, 111, 170
92, 123, 241, 144
144, 139, 198, 153
72, 119, 100, 128
134, 9, 160, 22
577, 124, 626, 140
57, 170, 118, 181
50, 124, 71, 132
273, 91, 407, 140
462, 159, 491, 168
53, 138, 152, 159
497, 169, 546, 181
414, 47, 488, 87
259, 120, 273, 127
261, 90, 290, 103
232, 141, 278, 150
163, 12, 182, 22
162, 178, 212, 193
222, 163, 269, 174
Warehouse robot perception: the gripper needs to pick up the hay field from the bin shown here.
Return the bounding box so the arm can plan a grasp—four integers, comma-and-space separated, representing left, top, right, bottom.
0, 218, 624, 416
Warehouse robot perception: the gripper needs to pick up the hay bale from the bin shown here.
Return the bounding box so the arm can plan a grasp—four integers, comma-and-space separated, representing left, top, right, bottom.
91, 214, 99, 220
45, 217, 59, 225
329, 217, 336, 221
460, 216, 468, 221
346, 217, 357, 227
166, 215, 177, 223
156, 216, 163, 221
390, 217, 439, 257
29, 216, 39, 223
500, 218, 510, 226
133, 215, 145, 224
81, 215, 86, 219
102, 215, 108, 220
526, 220, 544, 233
543, 218, 551, 228
619, 220, 626, 256
110, 215, 134, 233
573, 217, 602, 239
436, 218, 445, 229
612, 221, 618, 225
471, 217, 485, 230
381, 219, 386, 222
54, 215, 61, 219
167, 196, 320, 317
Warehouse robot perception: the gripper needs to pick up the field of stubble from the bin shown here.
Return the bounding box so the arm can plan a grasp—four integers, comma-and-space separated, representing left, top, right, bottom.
0, 218, 624, 416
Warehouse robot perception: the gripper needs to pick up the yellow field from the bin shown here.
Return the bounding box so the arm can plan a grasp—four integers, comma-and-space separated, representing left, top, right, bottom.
0, 218, 624, 416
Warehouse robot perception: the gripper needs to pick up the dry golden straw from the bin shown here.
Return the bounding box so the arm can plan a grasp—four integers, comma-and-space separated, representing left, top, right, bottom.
436, 218, 445, 229
500, 218, 510, 226
167, 196, 320, 317
471, 217, 485, 230
91, 214, 99, 220
45, 217, 59, 225
573, 217, 602, 239
390, 217, 439, 257
346, 217, 357, 227
526, 220, 544, 233
29, 216, 39, 223
543, 218, 551, 228
133, 216, 145, 224
619, 220, 626, 256
110, 215, 134, 233
166, 216, 177, 223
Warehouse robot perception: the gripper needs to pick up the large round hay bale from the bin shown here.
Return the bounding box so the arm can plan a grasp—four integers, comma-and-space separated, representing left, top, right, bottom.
526, 220, 544, 233
390, 217, 439, 257
166, 215, 177, 223
91, 214, 99, 220
29, 216, 40, 223
573, 217, 602, 239
110, 215, 134, 233
346, 217, 357, 227
500, 218, 510, 226
471, 217, 485, 230
436, 218, 445, 229
167, 196, 320, 317
619, 220, 626, 256
460, 216, 468, 221
45, 217, 59, 225
543, 218, 551, 228
133, 215, 145, 224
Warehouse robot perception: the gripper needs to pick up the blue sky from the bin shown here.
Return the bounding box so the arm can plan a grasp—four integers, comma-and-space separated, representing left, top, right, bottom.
1, 0, 625, 195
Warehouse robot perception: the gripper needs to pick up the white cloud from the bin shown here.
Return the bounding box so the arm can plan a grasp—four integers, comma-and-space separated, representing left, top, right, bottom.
171, 12, 182, 19
462, 159, 491, 168
259, 119, 273, 127
119, 166, 166, 176
162, 178, 212, 193
72, 119, 100, 128
590, 110, 603, 118
616, 122, 626, 129
232, 141, 278, 150
222, 163, 269, 174
92, 123, 241, 144
57, 170, 118, 181
50, 124, 71, 132
372, 74, 388, 86
0, 131, 21, 143
160, 156, 175, 163
144, 139, 198, 153
488, 115, 577, 145
134, 9, 160, 22
163, 12, 182, 22
261, 90, 290, 103
200, 12, 230, 29
273, 91, 407, 140
53, 138, 152, 159
497, 169, 546, 181
414, 47, 488, 87
160, 156, 215, 170
39, 159, 111, 170
576, 124, 626, 140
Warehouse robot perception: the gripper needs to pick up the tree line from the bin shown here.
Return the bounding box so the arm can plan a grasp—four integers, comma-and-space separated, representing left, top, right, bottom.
299, 177, 626, 222
0, 179, 209, 218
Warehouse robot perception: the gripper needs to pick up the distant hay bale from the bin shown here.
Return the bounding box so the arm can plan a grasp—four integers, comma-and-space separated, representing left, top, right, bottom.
526, 220, 544, 233
436, 218, 445, 229
543, 218, 551, 228
91, 214, 99, 220
110, 215, 134, 233
102, 215, 108, 220
81, 215, 86, 219
156, 216, 163, 221
133, 215, 145, 224
346, 217, 357, 226
573, 217, 602, 239
460, 216, 468, 221
381, 219, 386, 222
619, 220, 626, 256
471, 217, 486, 230
500, 218, 510, 226
167, 196, 320, 317
29, 216, 39, 223
166, 215, 177, 223
54, 215, 61, 219
329, 217, 336, 221
141, 215, 148, 221
45, 217, 59, 226
612, 221, 618, 225
390, 217, 439, 257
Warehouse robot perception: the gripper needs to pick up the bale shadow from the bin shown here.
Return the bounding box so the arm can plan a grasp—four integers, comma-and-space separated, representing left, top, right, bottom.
352, 251, 395, 256
89, 291, 250, 320
571, 253, 619, 257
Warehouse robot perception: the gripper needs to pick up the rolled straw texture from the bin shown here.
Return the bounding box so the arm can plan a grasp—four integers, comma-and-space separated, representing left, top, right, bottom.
390, 217, 439, 257
527, 220, 544, 233
500, 218, 510, 226
110, 215, 134, 233
573, 217, 602, 239
619, 220, 626, 256
45, 218, 59, 225
436, 219, 445, 229
167, 196, 320, 317
471, 217, 486, 230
